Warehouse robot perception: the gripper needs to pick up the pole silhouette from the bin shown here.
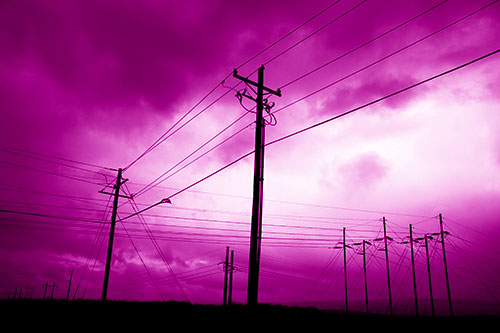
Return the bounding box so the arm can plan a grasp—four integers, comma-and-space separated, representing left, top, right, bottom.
66, 269, 73, 301
101, 168, 131, 301
383, 217, 393, 316
424, 234, 435, 317
228, 250, 234, 305
223, 246, 230, 305
363, 240, 371, 314
233, 66, 281, 306
343, 227, 348, 313
409, 224, 419, 316
439, 214, 453, 316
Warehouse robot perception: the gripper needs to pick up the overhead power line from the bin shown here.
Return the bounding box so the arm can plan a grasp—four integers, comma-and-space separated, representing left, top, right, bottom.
120, 47, 499, 221
279, 0, 449, 89
263, 0, 367, 66
123, 1, 345, 172
236, 0, 342, 69
274, 0, 499, 113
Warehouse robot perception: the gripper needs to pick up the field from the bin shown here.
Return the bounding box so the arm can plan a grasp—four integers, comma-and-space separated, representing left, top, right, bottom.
2, 299, 497, 330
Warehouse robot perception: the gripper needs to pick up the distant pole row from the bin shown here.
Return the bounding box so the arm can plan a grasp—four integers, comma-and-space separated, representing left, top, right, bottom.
336, 214, 453, 316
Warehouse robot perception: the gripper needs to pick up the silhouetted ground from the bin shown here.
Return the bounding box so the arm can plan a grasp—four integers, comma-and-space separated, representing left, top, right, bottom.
1, 299, 498, 330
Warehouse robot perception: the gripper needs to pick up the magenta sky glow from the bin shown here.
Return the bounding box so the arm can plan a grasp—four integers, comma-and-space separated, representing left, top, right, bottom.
1, 0, 500, 315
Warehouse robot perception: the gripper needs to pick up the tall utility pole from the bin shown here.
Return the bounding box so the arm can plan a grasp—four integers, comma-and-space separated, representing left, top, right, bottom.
424, 235, 435, 317
409, 224, 419, 317
228, 250, 234, 305
223, 246, 230, 306
382, 217, 393, 316
43, 283, 48, 300
66, 269, 73, 301
439, 214, 453, 316
362, 240, 371, 314
49, 283, 56, 300
233, 66, 281, 306
343, 227, 348, 314
100, 168, 131, 301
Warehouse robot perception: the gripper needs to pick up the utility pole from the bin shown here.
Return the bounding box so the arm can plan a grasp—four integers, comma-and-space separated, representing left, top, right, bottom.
233, 66, 281, 306
228, 250, 234, 305
50, 283, 56, 300
439, 213, 453, 316
362, 240, 371, 314
66, 269, 73, 301
223, 246, 230, 306
424, 234, 435, 317
409, 224, 419, 317
383, 217, 393, 316
43, 283, 48, 300
100, 168, 131, 301
343, 227, 348, 314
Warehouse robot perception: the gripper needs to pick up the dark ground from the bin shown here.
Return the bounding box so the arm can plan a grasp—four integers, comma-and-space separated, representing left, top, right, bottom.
1, 299, 498, 330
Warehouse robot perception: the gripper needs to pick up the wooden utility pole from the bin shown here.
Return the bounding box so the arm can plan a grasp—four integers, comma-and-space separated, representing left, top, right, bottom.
43, 283, 48, 300
49, 283, 56, 300
223, 246, 230, 306
228, 250, 234, 305
362, 240, 371, 314
409, 224, 419, 316
343, 227, 348, 313
424, 234, 435, 317
439, 213, 453, 316
100, 168, 131, 301
233, 66, 281, 306
66, 269, 73, 301
383, 217, 393, 316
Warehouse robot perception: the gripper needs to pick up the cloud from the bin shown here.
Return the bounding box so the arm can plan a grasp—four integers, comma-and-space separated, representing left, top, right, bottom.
338, 152, 390, 188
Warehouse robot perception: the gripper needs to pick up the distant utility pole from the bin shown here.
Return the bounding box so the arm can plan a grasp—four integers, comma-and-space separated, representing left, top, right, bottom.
49, 283, 56, 300
343, 227, 348, 314
66, 269, 73, 301
43, 283, 48, 300
223, 246, 230, 306
382, 217, 393, 316
439, 214, 453, 316
100, 168, 132, 301
233, 66, 281, 306
228, 250, 234, 305
362, 240, 371, 314
409, 224, 419, 317
424, 234, 435, 317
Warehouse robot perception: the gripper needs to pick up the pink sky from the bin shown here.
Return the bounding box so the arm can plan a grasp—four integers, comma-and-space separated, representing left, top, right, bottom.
1, 0, 500, 315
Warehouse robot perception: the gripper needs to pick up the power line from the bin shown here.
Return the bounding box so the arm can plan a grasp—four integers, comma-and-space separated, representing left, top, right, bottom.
123, 0, 343, 172
0, 144, 114, 171
279, 0, 449, 89
264, 48, 500, 147
263, 0, 367, 66
273, 0, 499, 113
235, 0, 342, 70
0, 160, 102, 186
132, 111, 252, 198
126, 48, 500, 222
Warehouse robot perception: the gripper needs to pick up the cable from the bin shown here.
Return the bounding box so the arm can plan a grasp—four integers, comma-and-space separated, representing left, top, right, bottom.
0, 160, 102, 186
123, 1, 344, 171
133, 111, 252, 198
0, 143, 114, 171
123, 186, 190, 302
127, 48, 500, 222
273, 0, 499, 114
279, 0, 449, 89
263, 0, 367, 66
265, 48, 500, 147
235, 0, 342, 69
